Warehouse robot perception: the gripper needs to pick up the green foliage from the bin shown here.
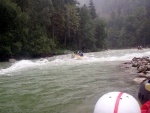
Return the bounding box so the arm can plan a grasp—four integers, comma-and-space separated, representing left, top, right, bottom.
94, 19, 107, 49
77, 5, 97, 51
28, 0, 53, 27
89, 0, 97, 19
28, 27, 56, 55
0, 0, 28, 60
0, 0, 107, 61
11, 0, 29, 12
64, 4, 80, 47
107, 0, 150, 48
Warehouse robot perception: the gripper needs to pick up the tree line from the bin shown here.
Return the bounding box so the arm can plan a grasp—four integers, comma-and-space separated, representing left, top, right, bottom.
104, 0, 150, 49
0, 0, 107, 61
0, 0, 150, 61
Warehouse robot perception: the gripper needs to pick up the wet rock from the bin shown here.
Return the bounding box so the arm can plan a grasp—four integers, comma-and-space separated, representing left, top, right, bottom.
123, 56, 150, 84
133, 78, 147, 84
138, 73, 146, 77
122, 56, 150, 84
132, 62, 138, 67
142, 56, 149, 59
146, 71, 150, 74
142, 56, 150, 62
142, 60, 149, 65
145, 74, 150, 79
147, 65, 150, 71
137, 65, 148, 73
132, 57, 141, 62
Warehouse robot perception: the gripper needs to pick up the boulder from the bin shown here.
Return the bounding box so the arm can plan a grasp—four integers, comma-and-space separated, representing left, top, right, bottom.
145, 74, 150, 79
137, 65, 148, 73
147, 65, 150, 71
133, 78, 147, 84
138, 73, 146, 77
132, 62, 138, 67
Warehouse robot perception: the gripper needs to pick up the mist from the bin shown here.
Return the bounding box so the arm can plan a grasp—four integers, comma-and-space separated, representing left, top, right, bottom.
77, 0, 108, 17
77, 0, 88, 5
77, 0, 145, 18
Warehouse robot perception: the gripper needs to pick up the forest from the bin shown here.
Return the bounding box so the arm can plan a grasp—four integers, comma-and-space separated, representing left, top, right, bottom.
95, 0, 150, 49
0, 0, 150, 61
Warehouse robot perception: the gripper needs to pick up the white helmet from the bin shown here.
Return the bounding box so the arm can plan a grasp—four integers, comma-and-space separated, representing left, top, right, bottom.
94, 92, 141, 113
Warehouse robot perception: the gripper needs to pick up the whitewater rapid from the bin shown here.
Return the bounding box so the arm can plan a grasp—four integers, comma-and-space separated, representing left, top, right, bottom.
0, 49, 149, 113
0, 49, 150, 75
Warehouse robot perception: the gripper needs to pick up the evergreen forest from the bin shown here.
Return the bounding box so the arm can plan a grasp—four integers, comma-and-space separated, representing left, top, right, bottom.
0, 0, 150, 61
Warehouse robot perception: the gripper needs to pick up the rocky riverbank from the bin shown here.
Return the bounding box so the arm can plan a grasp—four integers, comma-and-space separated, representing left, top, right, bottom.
121, 56, 150, 84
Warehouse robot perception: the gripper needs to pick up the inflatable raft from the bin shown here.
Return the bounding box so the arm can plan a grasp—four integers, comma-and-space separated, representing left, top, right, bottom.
72, 54, 83, 59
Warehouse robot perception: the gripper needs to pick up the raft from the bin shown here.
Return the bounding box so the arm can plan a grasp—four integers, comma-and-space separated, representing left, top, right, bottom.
72, 54, 83, 59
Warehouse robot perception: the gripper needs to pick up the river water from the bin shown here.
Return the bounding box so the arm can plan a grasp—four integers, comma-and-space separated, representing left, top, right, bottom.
0, 49, 150, 113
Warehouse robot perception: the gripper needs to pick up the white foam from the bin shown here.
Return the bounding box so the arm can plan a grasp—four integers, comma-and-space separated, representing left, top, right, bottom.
0, 59, 49, 75
86, 50, 150, 62
49, 50, 150, 64
1, 49, 150, 75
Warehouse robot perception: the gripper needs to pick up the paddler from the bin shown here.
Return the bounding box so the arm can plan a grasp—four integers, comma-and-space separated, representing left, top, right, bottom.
138, 79, 150, 113
79, 52, 83, 56
76, 51, 83, 56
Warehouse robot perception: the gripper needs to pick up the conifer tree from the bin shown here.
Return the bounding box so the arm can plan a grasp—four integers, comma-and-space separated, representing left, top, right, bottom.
89, 0, 97, 19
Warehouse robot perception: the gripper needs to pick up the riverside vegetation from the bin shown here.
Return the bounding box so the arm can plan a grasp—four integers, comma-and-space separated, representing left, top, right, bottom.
0, 0, 150, 61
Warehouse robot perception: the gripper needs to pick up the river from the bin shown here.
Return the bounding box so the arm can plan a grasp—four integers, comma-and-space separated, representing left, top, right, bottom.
0, 49, 150, 113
